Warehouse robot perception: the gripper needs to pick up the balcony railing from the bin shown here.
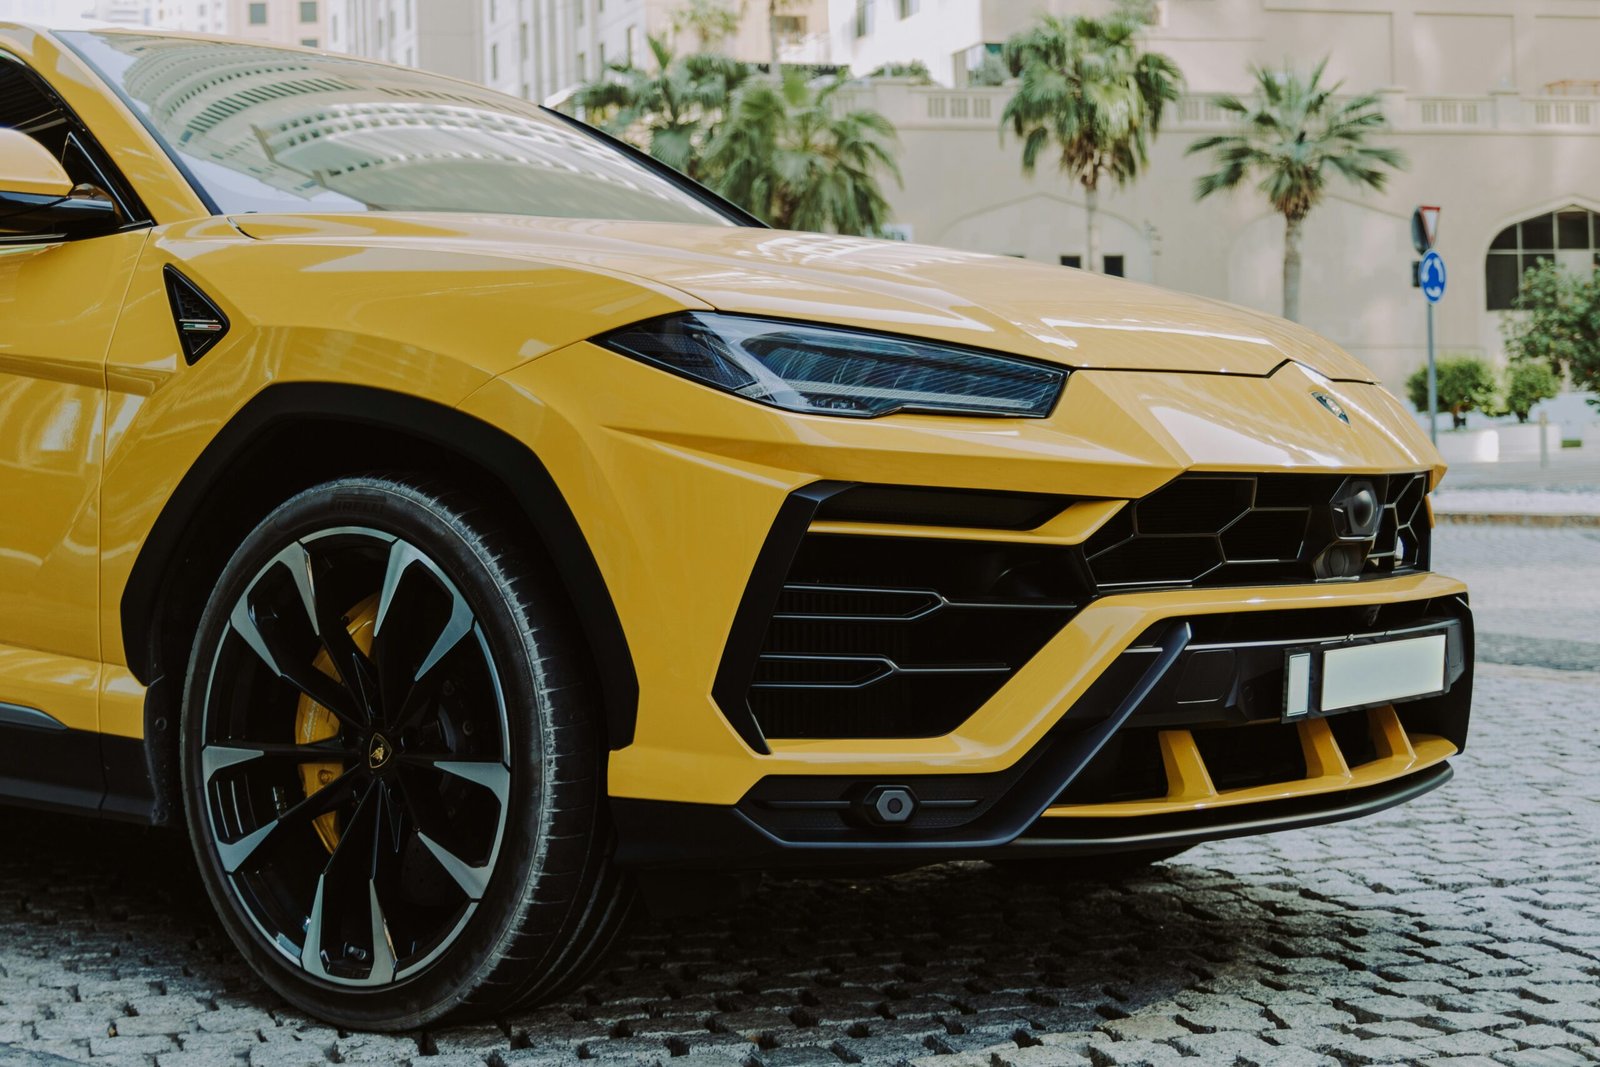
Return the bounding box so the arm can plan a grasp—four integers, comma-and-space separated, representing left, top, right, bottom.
835, 83, 1600, 137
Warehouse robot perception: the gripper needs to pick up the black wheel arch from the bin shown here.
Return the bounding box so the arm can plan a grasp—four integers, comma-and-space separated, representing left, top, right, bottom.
122, 383, 639, 822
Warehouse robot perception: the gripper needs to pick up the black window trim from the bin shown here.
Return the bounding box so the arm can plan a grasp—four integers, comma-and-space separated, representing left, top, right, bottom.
52, 32, 225, 217
0, 47, 156, 230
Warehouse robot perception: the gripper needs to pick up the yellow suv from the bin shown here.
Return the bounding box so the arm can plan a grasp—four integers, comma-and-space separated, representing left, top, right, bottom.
0, 26, 1472, 1031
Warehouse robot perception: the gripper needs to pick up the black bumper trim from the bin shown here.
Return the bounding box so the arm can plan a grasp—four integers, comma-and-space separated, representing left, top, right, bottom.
610, 762, 1453, 871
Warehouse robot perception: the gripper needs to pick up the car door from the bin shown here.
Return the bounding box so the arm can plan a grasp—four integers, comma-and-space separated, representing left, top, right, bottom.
0, 50, 148, 804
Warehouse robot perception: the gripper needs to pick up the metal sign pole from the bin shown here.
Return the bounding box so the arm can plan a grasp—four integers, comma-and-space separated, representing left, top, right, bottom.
1426, 301, 1437, 445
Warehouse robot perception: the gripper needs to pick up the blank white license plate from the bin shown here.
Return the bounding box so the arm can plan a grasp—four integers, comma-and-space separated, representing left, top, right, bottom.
1284, 633, 1448, 718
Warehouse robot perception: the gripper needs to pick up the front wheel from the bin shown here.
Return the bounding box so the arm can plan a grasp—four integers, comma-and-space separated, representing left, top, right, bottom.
180, 476, 632, 1029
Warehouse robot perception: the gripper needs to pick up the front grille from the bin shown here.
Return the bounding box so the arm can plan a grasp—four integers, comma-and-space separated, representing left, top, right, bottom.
1082, 471, 1429, 588
723, 474, 1433, 745
749, 535, 1081, 739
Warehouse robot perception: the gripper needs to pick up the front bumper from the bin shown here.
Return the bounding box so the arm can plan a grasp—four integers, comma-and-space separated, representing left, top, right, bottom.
611, 586, 1471, 869
462, 344, 1467, 865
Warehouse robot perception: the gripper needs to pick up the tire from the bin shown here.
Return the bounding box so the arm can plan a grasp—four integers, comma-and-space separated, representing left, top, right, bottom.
989, 845, 1191, 882
179, 475, 633, 1029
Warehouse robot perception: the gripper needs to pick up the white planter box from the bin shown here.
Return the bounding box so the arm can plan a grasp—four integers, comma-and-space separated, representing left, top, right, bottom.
1497, 422, 1562, 460
1435, 428, 1499, 464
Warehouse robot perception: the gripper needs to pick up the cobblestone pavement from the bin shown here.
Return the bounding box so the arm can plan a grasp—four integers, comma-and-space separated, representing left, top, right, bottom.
3, 530, 1597, 1067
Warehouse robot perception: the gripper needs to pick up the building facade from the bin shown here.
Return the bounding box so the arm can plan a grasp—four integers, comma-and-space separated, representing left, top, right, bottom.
826, 0, 1600, 392
326, 0, 829, 104
127, 0, 328, 44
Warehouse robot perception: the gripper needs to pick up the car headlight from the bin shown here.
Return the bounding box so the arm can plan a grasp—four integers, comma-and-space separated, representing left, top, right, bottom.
596, 312, 1066, 419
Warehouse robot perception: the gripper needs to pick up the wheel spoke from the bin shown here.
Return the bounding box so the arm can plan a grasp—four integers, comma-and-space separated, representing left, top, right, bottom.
305, 542, 380, 718
301, 782, 385, 981
230, 545, 369, 731
215, 770, 360, 874
371, 541, 475, 725
201, 739, 348, 783
397, 754, 511, 806
417, 831, 493, 900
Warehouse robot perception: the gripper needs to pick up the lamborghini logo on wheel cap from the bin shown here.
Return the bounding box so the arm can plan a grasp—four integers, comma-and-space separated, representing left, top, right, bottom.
1311, 390, 1350, 425
367, 734, 392, 770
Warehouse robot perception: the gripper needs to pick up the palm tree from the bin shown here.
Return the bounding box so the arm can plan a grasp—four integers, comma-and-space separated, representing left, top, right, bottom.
570, 35, 748, 178
1001, 12, 1181, 273
702, 71, 901, 235
1187, 60, 1406, 322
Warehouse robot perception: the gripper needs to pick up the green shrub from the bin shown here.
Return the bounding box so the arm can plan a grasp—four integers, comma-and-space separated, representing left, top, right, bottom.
1502, 361, 1562, 423
1502, 259, 1600, 410
1405, 355, 1498, 429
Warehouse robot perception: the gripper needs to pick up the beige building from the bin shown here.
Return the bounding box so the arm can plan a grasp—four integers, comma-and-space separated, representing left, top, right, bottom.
141, 0, 326, 44
823, 0, 1600, 395
327, 0, 829, 104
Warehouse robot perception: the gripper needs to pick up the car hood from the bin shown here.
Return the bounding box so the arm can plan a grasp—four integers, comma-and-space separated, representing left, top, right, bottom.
233, 214, 1377, 381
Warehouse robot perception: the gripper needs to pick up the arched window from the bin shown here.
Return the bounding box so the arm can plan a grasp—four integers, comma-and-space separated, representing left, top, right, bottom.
1486, 207, 1600, 310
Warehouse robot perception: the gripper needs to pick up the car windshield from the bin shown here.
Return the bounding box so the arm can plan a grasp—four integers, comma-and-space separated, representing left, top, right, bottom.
60, 31, 737, 226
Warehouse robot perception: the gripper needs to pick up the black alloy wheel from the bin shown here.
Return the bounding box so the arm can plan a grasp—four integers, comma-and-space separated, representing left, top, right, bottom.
181, 477, 633, 1029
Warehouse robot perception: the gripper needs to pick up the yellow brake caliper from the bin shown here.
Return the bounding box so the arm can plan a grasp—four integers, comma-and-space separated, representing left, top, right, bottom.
296, 594, 380, 853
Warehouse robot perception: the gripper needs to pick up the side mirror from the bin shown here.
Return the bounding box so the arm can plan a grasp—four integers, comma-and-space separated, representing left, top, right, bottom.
0, 128, 119, 241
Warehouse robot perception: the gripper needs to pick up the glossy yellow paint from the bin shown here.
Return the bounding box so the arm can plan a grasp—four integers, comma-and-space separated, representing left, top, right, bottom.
0, 645, 99, 733
808, 497, 1126, 546
0, 127, 71, 195
0, 25, 1462, 825
0, 229, 144, 678
1042, 707, 1457, 819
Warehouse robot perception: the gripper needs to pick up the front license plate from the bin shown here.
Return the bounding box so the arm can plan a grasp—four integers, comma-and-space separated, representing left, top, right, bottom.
1283, 633, 1449, 720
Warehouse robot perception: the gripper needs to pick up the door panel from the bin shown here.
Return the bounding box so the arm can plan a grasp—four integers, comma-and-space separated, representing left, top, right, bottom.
0, 231, 146, 715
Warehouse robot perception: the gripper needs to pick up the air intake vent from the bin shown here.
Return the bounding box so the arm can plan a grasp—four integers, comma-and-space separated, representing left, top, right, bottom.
163, 265, 229, 364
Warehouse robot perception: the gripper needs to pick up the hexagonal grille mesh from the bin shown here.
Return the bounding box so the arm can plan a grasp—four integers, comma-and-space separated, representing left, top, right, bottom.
1082, 471, 1429, 589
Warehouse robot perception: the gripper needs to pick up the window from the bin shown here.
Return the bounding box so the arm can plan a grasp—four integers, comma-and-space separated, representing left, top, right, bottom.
489, 0, 496, 20
774, 14, 805, 35
854, 0, 873, 38
301, 37, 319, 47
520, 20, 529, 60
897, 0, 918, 17
330, 13, 338, 38
1059, 255, 1081, 268
404, 0, 411, 30
248, 2, 266, 25
598, 41, 605, 68
625, 25, 635, 65
299, 1, 317, 21
1104, 254, 1125, 277
491, 43, 500, 79
62, 30, 739, 227
1486, 208, 1600, 310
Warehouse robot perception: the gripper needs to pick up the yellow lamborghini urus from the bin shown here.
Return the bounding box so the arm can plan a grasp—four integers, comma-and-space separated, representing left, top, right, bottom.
0, 25, 1471, 1030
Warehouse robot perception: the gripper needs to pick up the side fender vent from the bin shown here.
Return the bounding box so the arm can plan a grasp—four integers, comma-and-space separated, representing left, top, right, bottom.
163, 265, 229, 364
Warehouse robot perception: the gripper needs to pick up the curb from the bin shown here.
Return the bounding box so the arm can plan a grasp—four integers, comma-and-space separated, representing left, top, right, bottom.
1435, 512, 1600, 528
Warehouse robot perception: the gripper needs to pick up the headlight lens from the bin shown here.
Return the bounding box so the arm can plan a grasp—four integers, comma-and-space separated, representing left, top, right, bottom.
597, 312, 1066, 418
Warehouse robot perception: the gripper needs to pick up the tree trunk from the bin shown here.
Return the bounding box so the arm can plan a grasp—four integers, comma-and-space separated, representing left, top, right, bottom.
1084, 179, 1100, 274
769, 0, 781, 73
1283, 213, 1304, 322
